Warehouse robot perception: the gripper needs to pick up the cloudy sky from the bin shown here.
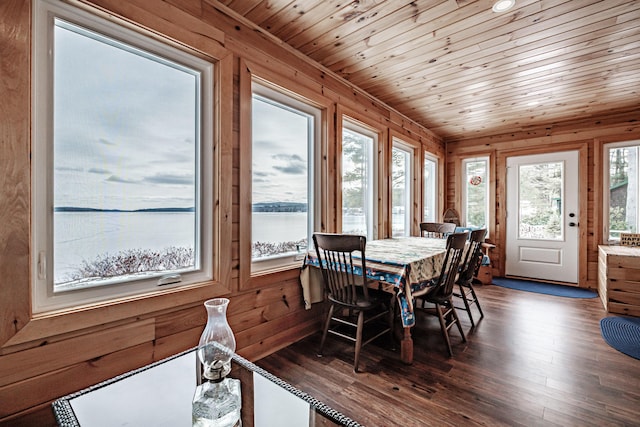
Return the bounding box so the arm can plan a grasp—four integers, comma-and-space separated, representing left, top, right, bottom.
54, 20, 310, 211
252, 96, 309, 205
54, 21, 198, 211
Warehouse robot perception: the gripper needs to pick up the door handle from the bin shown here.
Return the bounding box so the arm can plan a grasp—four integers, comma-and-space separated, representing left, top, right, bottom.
569, 222, 578, 227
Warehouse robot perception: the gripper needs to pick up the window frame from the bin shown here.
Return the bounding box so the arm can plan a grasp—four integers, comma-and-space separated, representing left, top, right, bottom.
340, 117, 379, 240
391, 138, 415, 237
603, 139, 640, 243
238, 59, 332, 290
249, 81, 322, 274
423, 152, 439, 223
461, 156, 491, 234
30, 0, 231, 315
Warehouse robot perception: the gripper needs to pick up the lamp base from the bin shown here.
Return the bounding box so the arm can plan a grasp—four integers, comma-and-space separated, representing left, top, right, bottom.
192, 377, 241, 427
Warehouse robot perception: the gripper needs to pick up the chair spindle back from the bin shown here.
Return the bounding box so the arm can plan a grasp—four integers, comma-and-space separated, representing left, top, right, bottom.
420, 222, 457, 239
429, 231, 468, 298
313, 233, 368, 305
458, 228, 487, 286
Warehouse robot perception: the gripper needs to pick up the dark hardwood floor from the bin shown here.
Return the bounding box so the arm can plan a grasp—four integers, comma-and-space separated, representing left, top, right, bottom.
256, 284, 640, 426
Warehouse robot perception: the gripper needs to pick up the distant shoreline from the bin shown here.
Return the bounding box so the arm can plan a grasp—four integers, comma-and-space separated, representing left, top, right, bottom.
252, 202, 307, 213
54, 207, 194, 213
55, 203, 308, 213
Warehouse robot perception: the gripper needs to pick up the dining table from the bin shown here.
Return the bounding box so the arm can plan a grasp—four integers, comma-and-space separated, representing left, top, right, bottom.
300, 236, 452, 365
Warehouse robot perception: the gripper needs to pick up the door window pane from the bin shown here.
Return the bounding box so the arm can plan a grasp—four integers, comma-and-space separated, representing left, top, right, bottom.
341, 122, 375, 239
518, 162, 563, 240
392, 144, 412, 237
251, 89, 317, 266
607, 144, 639, 240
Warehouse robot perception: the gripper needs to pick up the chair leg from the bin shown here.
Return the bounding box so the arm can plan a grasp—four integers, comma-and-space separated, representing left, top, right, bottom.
353, 310, 365, 373
318, 304, 335, 356
458, 284, 475, 327
449, 298, 467, 343
469, 284, 484, 320
434, 302, 453, 357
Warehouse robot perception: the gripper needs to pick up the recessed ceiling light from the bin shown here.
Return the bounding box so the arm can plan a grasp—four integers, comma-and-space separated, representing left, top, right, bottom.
492, 0, 515, 13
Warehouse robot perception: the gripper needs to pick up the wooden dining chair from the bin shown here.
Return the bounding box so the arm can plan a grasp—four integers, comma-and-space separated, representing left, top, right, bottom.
454, 228, 487, 328
413, 231, 468, 356
420, 222, 457, 238
312, 233, 394, 373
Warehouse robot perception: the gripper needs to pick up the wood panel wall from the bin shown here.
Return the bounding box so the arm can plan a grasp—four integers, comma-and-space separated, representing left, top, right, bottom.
0, 0, 442, 424
446, 115, 640, 288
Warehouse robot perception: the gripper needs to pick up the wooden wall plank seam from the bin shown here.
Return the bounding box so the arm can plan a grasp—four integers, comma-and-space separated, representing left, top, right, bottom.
0, 319, 155, 388
0, 342, 155, 418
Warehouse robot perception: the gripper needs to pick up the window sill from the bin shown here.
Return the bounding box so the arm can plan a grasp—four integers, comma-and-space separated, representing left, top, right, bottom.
3, 280, 230, 350
243, 263, 303, 290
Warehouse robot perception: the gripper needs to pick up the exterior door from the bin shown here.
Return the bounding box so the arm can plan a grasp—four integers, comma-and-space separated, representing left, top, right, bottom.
505, 151, 579, 283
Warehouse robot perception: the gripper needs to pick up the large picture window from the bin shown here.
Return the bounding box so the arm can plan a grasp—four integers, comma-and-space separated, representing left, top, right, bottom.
604, 141, 639, 241
32, 0, 214, 312
341, 119, 377, 240
251, 83, 320, 272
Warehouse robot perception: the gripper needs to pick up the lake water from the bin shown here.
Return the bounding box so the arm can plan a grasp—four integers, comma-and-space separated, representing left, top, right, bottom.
54, 211, 405, 281
55, 211, 196, 282
54, 211, 309, 281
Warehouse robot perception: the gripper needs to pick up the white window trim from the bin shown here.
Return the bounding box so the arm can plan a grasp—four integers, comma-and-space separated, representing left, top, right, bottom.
392, 139, 414, 237
250, 82, 322, 274
462, 156, 490, 233
603, 140, 640, 243
424, 152, 439, 223
342, 118, 379, 240
32, 0, 214, 313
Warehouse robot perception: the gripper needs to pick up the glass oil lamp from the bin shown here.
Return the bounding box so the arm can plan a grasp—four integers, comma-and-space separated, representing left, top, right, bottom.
192, 298, 241, 427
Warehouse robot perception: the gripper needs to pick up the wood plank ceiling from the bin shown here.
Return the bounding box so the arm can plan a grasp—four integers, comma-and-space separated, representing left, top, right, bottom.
219, 0, 640, 142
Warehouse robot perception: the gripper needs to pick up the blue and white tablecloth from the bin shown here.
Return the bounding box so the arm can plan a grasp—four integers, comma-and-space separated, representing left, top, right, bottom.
301, 237, 449, 328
